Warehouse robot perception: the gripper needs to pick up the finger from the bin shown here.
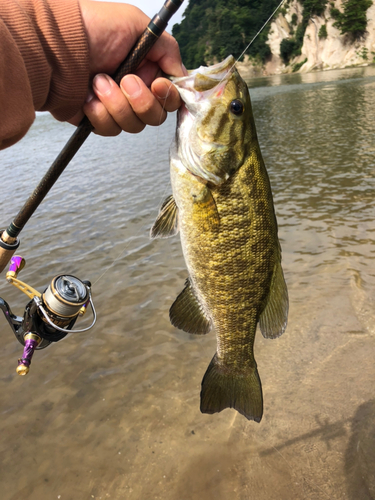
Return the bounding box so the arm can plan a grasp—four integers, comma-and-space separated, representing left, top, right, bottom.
68, 109, 85, 127
151, 78, 182, 113
120, 75, 167, 127
147, 32, 187, 77
80, 1, 151, 76
135, 61, 162, 88
93, 74, 145, 134
83, 93, 122, 136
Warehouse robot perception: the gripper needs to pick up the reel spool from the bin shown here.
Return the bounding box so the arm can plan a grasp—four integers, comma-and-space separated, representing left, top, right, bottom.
1, 256, 96, 375
42, 275, 90, 328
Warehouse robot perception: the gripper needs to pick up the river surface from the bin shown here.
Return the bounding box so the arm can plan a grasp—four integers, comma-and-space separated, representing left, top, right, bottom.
1, 65, 375, 500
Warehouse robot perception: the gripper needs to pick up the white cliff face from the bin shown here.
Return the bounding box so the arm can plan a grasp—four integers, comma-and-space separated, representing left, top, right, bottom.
300, 0, 375, 71
260, 0, 375, 75
265, 0, 303, 74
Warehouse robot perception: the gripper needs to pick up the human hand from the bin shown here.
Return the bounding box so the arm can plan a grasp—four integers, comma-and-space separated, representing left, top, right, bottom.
71, 0, 187, 135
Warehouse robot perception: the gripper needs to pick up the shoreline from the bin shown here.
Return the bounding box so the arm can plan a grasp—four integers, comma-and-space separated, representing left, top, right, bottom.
236, 58, 375, 81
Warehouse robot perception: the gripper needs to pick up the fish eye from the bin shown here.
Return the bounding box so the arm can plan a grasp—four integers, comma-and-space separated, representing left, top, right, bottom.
229, 99, 244, 116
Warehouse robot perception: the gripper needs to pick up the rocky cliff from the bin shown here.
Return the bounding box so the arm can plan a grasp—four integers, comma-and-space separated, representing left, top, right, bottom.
240, 0, 375, 76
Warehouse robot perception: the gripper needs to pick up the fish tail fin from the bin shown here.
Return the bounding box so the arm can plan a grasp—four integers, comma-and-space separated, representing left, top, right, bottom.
200, 353, 263, 422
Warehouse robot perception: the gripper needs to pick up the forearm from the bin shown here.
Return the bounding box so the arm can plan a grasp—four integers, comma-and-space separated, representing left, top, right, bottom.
0, 0, 89, 149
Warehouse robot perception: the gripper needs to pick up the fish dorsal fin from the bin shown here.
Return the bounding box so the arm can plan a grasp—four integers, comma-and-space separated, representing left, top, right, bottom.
192, 187, 220, 232
170, 278, 211, 335
259, 260, 288, 339
150, 195, 179, 239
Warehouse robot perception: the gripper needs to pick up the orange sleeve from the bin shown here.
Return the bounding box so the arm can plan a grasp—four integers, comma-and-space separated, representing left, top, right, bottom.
0, 0, 89, 149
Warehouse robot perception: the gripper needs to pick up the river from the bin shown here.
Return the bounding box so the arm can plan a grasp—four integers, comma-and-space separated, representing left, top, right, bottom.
1, 65, 375, 500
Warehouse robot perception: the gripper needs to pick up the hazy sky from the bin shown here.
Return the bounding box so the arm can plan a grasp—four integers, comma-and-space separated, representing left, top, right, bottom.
100, 0, 187, 32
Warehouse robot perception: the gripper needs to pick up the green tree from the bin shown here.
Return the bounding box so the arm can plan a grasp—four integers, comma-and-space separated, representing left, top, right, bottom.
277, 0, 329, 64
171, 0, 374, 69
172, 0, 283, 68
330, 6, 341, 20
318, 24, 328, 38
301, 0, 328, 17
280, 38, 297, 63
333, 0, 373, 40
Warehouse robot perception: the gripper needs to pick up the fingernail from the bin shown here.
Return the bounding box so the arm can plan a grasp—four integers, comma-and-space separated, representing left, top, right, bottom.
85, 90, 95, 103
182, 63, 188, 76
121, 75, 141, 98
93, 74, 112, 96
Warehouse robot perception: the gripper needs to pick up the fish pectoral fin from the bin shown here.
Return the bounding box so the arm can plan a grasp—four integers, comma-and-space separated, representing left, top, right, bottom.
192, 187, 220, 232
150, 195, 179, 239
169, 278, 211, 335
259, 260, 289, 339
200, 354, 263, 422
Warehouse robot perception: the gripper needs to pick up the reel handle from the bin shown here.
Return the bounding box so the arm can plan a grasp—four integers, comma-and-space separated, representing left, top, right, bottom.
16, 333, 42, 376
6, 255, 41, 300
8, 255, 25, 278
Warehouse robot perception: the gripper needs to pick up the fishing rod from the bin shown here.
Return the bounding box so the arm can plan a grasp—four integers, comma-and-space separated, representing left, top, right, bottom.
0, 0, 184, 376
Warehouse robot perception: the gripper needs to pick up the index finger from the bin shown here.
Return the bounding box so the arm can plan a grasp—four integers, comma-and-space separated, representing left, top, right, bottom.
146, 32, 186, 78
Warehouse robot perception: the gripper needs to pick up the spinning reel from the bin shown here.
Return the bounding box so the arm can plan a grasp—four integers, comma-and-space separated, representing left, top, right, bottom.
0, 255, 96, 375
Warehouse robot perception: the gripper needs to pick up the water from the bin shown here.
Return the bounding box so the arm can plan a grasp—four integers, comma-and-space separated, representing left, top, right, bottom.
1, 66, 375, 500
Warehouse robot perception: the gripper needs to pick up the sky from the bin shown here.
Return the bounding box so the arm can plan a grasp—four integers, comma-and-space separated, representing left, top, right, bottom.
100, 0, 187, 32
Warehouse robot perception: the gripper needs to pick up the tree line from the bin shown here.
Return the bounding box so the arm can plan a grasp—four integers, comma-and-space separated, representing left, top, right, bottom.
172, 0, 373, 69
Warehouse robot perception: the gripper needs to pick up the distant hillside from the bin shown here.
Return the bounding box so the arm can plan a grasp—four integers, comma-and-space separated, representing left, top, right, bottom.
172, 0, 375, 75
172, 0, 282, 68
266, 0, 375, 74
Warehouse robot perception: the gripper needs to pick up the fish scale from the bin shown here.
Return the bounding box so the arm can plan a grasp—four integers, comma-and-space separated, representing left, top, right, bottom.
151, 55, 288, 422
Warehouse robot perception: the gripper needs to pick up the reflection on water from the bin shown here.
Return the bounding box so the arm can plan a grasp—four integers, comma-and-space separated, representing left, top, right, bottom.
1, 66, 375, 499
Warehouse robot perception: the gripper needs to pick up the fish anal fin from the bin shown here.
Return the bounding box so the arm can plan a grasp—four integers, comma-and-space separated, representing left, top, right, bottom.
169, 279, 211, 335
200, 354, 263, 422
150, 195, 179, 239
259, 260, 288, 339
192, 187, 220, 232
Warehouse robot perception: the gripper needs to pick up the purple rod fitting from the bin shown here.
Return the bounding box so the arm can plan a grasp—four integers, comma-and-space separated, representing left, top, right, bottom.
17, 336, 40, 374
9, 255, 25, 275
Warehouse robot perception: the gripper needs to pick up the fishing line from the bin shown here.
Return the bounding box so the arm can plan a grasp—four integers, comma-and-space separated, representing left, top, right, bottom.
234, 0, 287, 66
155, 79, 176, 198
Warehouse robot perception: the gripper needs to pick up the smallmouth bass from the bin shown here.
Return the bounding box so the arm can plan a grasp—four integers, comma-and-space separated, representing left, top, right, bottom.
151, 56, 288, 422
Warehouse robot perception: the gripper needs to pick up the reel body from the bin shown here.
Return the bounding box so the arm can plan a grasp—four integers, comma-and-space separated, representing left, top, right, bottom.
0, 256, 96, 375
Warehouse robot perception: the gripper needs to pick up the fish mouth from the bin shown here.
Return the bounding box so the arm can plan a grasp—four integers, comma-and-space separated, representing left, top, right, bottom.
170, 55, 236, 110
172, 56, 237, 186
171, 55, 236, 85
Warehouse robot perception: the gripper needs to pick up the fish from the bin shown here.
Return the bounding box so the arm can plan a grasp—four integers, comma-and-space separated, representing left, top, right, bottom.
151, 55, 288, 422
